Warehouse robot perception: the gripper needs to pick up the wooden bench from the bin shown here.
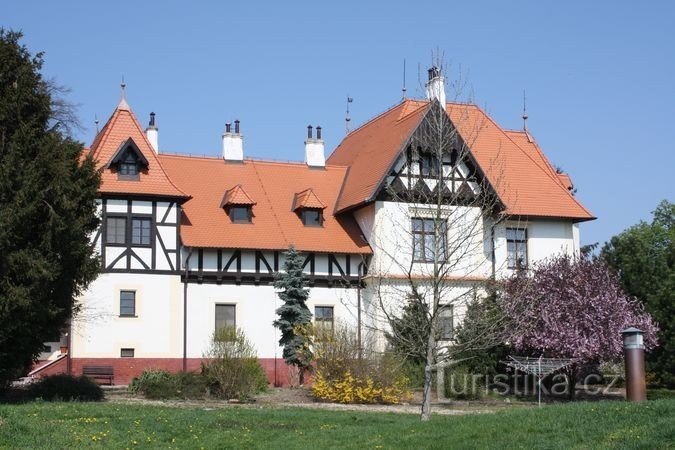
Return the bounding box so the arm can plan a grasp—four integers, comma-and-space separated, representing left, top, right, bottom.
82, 365, 114, 385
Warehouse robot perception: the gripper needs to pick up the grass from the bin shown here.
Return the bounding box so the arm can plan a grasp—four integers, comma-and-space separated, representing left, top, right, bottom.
0, 399, 673, 449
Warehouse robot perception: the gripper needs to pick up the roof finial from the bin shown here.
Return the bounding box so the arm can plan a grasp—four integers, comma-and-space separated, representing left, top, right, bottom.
402, 58, 407, 100
94, 114, 100, 134
345, 96, 353, 135
117, 75, 130, 110
522, 90, 532, 143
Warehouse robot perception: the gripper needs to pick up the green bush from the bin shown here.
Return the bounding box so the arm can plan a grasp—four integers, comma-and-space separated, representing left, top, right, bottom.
28, 375, 103, 402
201, 326, 268, 400
444, 364, 486, 400
129, 369, 207, 400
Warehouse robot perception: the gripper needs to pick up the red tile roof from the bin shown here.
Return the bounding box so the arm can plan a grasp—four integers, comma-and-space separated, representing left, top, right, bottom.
89, 101, 189, 200
158, 154, 371, 254
328, 100, 594, 222
292, 188, 326, 211
221, 184, 256, 207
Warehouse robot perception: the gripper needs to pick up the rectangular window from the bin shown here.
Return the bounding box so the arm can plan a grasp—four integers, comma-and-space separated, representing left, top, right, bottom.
412, 218, 447, 262
315, 306, 334, 334
438, 305, 454, 340
230, 206, 251, 223
120, 291, 136, 317
120, 348, 135, 358
131, 217, 152, 246
506, 228, 528, 269
105, 217, 126, 244
420, 153, 440, 177
215, 304, 236, 332
302, 209, 323, 227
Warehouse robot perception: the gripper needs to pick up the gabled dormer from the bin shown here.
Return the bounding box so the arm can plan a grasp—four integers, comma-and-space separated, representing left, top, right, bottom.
292, 188, 326, 227
220, 185, 256, 223
105, 138, 149, 180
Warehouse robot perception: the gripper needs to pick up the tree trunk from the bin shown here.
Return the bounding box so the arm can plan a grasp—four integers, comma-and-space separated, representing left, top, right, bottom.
421, 334, 437, 421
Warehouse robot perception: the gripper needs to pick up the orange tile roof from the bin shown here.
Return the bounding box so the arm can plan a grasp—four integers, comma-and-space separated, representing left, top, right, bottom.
89, 101, 189, 200
328, 99, 594, 222
292, 188, 326, 211
221, 184, 256, 207
158, 155, 371, 254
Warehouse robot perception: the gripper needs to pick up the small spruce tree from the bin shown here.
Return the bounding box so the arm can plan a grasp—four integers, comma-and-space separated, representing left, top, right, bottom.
273, 245, 313, 384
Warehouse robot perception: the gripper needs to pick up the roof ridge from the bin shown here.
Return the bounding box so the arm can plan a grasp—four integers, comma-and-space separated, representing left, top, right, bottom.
472, 104, 593, 218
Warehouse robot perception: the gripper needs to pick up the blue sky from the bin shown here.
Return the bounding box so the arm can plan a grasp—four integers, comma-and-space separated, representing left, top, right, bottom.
5, 1, 674, 246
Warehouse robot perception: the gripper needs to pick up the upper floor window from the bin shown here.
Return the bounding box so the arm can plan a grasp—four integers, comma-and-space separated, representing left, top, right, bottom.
106, 217, 126, 244
506, 227, 528, 269
105, 215, 152, 246
229, 206, 252, 223
106, 138, 149, 180
419, 153, 440, 177
301, 209, 324, 227
412, 217, 447, 262
131, 217, 152, 246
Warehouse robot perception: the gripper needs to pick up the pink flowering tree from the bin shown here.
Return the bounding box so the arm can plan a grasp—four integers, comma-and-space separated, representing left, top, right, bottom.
500, 254, 658, 398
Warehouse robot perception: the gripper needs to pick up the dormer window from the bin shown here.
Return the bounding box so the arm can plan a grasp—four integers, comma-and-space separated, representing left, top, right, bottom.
119, 149, 140, 176
229, 205, 252, 223
292, 188, 326, 228
220, 185, 256, 224
301, 209, 323, 227
106, 138, 149, 180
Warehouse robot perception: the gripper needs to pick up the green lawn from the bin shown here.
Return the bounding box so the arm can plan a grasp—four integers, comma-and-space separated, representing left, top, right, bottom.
0, 400, 673, 449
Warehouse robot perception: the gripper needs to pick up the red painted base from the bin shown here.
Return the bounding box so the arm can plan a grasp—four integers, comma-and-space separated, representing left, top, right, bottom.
33, 357, 299, 386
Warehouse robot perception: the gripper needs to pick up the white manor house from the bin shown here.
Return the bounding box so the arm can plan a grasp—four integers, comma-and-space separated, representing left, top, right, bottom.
33, 69, 594, 385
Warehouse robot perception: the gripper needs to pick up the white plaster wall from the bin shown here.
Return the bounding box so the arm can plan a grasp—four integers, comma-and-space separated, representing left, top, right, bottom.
361, 201, 490, 279
71, 273, 183, 358
493, 219, 577, 278
185, 284, 358, 359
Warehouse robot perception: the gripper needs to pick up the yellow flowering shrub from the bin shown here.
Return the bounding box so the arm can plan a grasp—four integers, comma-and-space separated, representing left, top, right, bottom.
311, 323, 412, 404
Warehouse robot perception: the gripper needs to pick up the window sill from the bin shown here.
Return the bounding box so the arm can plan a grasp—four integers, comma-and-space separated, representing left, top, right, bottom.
119, 315, 138, 318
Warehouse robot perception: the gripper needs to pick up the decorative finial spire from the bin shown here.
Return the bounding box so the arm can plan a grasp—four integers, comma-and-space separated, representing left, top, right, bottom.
345, 96, 353, 135
94, 114, 100, 134
402, 59, 407, 100
522, 90, 532, 143
117, 75, 130, 110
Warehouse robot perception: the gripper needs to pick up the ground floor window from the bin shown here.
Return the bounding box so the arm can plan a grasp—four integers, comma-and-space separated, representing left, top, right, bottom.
438, 305, 454, 340
215, 304, 236, 332
314, 306, 334, 334
506, 227, 528, 269
120, 290, 136, 317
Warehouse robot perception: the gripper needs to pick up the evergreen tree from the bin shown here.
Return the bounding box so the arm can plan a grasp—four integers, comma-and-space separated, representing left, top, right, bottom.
385, 295, 430, 365
0, 30, 100, 387
273, 245, 313, 384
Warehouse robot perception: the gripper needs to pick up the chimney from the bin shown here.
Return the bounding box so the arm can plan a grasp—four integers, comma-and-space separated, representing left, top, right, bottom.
145, 112, 159, 153
425, 66, 446, 105
304, 124, 325, 167
222, 119, 244, 161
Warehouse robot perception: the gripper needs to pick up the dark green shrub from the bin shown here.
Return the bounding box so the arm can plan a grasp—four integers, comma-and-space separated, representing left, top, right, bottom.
201, 326, 268, 400
129, 369, 207, 400
444, 365, 486, 400
28, 375, 103, 402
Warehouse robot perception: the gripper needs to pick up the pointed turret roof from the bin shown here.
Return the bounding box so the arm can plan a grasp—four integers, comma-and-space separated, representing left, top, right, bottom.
89, 101, 188, 200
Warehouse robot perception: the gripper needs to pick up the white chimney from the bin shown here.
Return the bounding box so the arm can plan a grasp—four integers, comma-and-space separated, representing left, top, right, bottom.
304, 125, 325, 167
425, 66, 446, 105
145, 112, 159, 153
222, 120, 244, 161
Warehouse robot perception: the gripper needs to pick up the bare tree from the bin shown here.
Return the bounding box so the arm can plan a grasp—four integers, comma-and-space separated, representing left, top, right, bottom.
362, 65, 514, 420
